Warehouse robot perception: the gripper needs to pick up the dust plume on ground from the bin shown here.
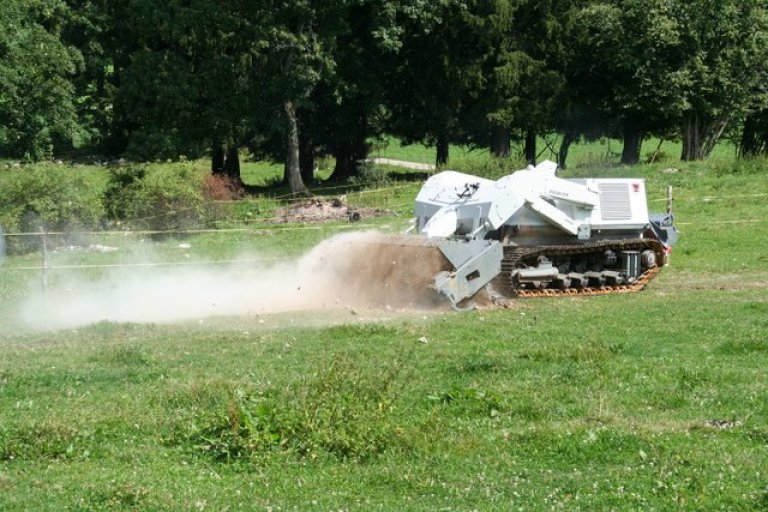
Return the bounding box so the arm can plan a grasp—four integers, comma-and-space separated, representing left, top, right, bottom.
12, 231, 450, 331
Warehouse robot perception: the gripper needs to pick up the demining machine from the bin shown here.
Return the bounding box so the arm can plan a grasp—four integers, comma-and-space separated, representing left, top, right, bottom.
404, 160, 678, 308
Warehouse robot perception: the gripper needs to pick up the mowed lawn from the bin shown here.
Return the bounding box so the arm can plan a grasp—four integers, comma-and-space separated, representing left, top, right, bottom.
1, 153, 767, 510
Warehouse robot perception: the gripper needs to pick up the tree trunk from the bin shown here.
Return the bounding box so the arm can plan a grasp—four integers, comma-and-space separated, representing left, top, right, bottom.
329, 141, 364, 182
680, 112, 700, 161
283, 100, 308, 196
558, 131, 577, 170
740, 112, 768, 157
681, 111, 729, 161
524, 128, 536, 165
491, 125, 511, 158
298, 109, 315, 185
299, 135, 315, 185
224, 146, 240, 179
329, 130, 369, 181
211, 144, 225, 174
330, 145, 352, 181
703, 118, 729, 159
436, 132, 449, 168
621, 122, 643, 165
740, 113, 759, 157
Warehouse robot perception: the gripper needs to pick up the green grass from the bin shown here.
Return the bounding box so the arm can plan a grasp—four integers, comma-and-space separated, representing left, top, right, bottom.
1, 143, 768, 510
371, 134, 740, 171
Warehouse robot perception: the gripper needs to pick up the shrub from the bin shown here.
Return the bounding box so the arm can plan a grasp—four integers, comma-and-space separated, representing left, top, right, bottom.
102, 164, 205, 232
102, 166, 147, 220
0, 164, 104, 254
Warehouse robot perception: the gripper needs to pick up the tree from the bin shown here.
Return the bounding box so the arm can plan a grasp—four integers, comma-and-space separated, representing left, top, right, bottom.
100, 0, 247, 167
0, 0, 82, 160
481, 0, 571, 165
62, 0, 156, 157
675, 0, 768, 161
554, 0, 615, 169
248, 0, 438, 184
489, 50, 564, 164
317, 1, 397, 182
71, 0, 262, 183
566, 0, 768, 164
246, 0, 365, 195
384, 0, 480, 168
569, 0, 687, 165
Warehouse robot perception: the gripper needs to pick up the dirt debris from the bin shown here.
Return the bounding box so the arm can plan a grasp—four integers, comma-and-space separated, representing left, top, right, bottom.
301, 232, 451, 309
275, 197, 387, 224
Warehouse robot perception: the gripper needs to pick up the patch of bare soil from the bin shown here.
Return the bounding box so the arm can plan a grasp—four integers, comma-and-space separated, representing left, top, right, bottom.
275, 197, 387, 224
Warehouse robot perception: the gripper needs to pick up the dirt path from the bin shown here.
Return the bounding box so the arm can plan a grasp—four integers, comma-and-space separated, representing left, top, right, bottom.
371, 158, 435, 171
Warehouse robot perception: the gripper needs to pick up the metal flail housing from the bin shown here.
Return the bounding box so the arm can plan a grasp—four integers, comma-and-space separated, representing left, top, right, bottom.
410, 160, 678, 307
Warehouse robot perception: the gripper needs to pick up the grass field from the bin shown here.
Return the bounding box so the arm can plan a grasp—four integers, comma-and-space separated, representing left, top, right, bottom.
1, 144, 767, 510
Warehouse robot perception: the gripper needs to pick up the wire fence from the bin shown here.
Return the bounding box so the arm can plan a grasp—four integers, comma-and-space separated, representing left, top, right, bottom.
0, 188, 766, 290
3, 187, 765, 239
648, 192, 768, 203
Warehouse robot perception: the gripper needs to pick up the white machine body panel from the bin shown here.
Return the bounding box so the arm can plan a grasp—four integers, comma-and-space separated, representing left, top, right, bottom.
415, 160, 650, 239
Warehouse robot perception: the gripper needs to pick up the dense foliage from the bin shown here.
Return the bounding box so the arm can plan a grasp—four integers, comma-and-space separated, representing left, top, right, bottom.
1, 0, 767, 190
102, 164, 206, 232
0, 164, 104, 252
0, 0, 82, 160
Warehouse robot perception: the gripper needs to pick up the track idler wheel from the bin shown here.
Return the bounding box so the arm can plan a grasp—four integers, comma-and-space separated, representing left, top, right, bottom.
641, 250, 657, 269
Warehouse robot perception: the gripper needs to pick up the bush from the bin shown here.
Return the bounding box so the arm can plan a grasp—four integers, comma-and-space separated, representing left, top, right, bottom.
0, 164, 104, 254
102, 164, 205, 232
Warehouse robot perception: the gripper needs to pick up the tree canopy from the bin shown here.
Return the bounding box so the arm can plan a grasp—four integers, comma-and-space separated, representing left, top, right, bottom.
2, 0, 768, 190
0, 0, 82, 160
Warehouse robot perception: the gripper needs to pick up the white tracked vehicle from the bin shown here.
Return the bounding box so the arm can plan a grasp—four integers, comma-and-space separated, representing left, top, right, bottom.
407, 160, 678, 308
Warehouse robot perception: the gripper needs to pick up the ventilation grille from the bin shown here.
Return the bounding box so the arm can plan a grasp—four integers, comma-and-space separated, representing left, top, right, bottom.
598, 183, 632, 220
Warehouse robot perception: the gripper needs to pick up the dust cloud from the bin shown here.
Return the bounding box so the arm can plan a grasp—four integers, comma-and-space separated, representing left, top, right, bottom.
14, 231, 449, 331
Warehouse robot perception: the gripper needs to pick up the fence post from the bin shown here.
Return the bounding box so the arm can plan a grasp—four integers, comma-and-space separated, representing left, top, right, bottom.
666, 186, 673, 216
40, 226, 49, 292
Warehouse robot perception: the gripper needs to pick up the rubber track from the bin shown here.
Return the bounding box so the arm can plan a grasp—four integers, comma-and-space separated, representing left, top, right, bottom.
491, 239, 665, 299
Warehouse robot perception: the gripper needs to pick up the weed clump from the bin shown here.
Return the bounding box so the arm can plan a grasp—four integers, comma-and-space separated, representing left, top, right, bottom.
716, 337, 768, 355
177, 354, 411, 463
0, 421, 93, 461
427, 386, 504, 419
